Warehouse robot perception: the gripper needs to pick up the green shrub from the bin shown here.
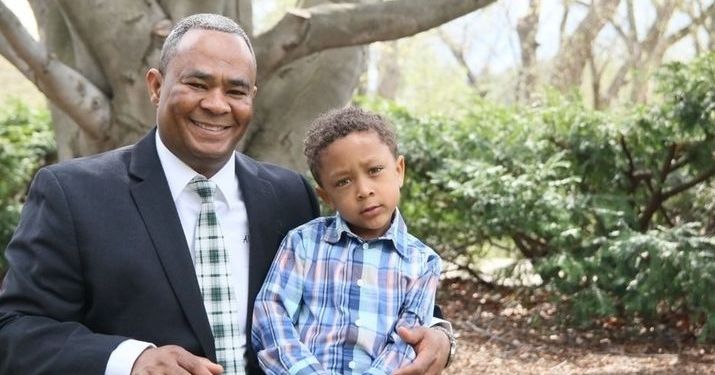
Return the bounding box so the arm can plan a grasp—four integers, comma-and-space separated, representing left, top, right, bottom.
0, 101, 55, 275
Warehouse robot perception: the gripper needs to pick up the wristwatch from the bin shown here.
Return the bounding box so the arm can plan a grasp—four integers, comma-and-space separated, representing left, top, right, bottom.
432, 325, 457, 368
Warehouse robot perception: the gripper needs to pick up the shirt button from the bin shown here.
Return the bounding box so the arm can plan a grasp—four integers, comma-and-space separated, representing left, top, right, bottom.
357, 279, 364, 287
362, 243, 369, 249
355, 319, 362, 327
349, 361, 356, 369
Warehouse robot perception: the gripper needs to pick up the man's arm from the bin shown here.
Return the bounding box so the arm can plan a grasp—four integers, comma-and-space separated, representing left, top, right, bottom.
0, 169, 126, 374
393, 264, 456, 375
251, 231, 328, 375
393, 325, 453, 375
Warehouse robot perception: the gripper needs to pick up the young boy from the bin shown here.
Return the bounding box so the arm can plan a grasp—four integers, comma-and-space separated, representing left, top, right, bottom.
251, 106, 442, 375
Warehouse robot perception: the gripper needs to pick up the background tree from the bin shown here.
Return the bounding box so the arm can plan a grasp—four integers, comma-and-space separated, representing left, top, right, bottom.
363, 0, 715, 112
0, 0, 494, 171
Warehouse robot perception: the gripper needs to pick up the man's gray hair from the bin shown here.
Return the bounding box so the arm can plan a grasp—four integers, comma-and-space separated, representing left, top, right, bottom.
159, 13, 254, 72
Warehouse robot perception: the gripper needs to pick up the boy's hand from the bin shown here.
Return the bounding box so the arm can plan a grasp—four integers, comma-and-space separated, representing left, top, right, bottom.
393, 326, 449, 375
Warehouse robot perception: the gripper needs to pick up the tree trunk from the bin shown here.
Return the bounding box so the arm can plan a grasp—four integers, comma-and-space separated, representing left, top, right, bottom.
516, 0, 540, 102
376, 42, 401, 100
243, 46, 367, 172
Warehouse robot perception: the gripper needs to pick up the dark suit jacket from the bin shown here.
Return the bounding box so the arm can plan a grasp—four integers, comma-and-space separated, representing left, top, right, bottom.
0, 129, 320, 375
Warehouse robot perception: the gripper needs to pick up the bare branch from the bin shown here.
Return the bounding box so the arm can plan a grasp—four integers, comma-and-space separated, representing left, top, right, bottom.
438, 28, 477, 86
558, 5, 569, 48
603, 62, 630, 106
254, 0, 495, 83
666, 2, 715, 46
0, 2, 109, 140
550, 0, 620, 92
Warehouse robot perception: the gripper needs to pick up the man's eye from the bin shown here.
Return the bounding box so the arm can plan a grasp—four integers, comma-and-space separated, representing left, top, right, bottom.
369, 166, 384, 175
187, 82, 206, 89
227, 90, 247, 97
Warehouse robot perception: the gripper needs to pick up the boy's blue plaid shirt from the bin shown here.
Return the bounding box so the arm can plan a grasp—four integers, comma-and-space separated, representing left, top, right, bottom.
252, 209, 442, 375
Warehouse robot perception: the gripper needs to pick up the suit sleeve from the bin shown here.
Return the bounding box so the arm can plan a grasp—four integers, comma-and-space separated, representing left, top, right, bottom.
300, 175, 321, 220
0, 168, 126, 375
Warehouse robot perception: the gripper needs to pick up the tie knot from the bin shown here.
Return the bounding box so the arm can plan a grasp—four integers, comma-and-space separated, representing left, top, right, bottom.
188, 175, 217, 203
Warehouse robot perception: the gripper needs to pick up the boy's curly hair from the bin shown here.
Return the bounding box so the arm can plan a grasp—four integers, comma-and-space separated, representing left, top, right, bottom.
304, 106, 398, 186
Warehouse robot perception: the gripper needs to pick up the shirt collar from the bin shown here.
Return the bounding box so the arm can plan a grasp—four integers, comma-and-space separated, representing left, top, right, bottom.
324, 208, 410, 259
155, 131, 238, 207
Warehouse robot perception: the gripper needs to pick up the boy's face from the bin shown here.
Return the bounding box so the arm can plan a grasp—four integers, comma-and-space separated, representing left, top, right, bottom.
316, 130, 405, 240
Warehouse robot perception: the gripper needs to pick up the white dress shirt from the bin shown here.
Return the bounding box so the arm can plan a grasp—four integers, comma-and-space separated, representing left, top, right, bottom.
105, 132, 250, 375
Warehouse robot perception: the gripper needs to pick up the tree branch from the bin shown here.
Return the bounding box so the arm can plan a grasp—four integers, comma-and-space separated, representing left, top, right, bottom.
662, 165, 715, 201
666, 2, 715, 46
0, 33, 33, 80
0, 2, 110, 140
550, 0, 619, 91
619, 134, 638, 193
438, 27, 477, 86
254, 0, 495, 83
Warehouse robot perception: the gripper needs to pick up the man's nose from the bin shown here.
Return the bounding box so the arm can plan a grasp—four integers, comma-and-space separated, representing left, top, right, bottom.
200, 89, 230, 114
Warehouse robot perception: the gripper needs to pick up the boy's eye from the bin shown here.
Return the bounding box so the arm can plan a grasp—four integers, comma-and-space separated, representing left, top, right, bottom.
368, 166, 384, 175
335, 178, 350, 187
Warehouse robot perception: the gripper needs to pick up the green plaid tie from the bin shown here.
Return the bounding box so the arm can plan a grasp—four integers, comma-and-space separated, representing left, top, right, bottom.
189, 176, 243, 374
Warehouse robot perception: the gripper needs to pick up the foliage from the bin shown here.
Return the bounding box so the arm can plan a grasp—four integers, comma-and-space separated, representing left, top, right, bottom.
360, 52, 715, 340
540, 223, 715, 339
0, 101, 55, 275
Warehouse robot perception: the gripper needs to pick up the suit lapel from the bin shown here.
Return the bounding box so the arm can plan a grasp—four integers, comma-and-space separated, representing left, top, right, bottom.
128, 130, 215, 359
234, 154, 278, 330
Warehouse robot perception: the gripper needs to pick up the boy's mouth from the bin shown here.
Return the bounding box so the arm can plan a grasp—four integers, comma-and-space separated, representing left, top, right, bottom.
361, 205, 381, 215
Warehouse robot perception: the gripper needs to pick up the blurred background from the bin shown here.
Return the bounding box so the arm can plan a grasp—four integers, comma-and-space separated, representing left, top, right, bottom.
1, 0, 714, 372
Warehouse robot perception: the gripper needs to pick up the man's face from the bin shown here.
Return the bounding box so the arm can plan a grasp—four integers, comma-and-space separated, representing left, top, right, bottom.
146, 29, 257, 177
316, 130, 405, 240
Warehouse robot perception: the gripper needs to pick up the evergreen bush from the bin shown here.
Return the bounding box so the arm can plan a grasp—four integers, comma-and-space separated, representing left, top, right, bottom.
0, 101, 55, 277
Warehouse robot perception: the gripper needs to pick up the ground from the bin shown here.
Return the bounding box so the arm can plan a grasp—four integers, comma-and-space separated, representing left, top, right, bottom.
438, 278, 715, 374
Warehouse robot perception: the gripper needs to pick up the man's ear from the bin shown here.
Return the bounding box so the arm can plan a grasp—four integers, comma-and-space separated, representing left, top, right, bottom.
145, 68, 163, 106
315, 185, 335, 210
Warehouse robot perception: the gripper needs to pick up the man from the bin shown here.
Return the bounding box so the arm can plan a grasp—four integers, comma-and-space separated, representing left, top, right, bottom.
0, 13, 453, 375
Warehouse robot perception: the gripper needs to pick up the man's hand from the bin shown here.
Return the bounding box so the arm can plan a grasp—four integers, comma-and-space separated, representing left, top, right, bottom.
131, 345, 223, 375
393, 326, 449, 375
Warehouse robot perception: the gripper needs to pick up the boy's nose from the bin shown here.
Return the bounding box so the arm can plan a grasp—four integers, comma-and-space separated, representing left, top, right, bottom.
356, 181, 375, 199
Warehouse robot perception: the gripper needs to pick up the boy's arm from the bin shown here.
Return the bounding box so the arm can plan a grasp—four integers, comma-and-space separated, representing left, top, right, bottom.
251, 232, 328, 375
363, 252, 442, 375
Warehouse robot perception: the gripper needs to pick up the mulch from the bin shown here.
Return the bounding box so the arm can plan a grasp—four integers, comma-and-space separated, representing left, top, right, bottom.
438, 277, 715, 374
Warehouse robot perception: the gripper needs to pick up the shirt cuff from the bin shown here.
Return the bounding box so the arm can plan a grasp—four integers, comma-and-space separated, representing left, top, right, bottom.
288, 357, 327, 375
104, 339, 155, 375
429, 317, 453, 333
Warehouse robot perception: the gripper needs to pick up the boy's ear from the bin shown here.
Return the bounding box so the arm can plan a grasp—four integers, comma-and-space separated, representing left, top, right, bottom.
396, 155, 405, 188
315, 185, 335, 210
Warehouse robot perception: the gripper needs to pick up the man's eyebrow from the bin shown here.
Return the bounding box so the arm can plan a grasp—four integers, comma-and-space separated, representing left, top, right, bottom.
227, 78, 252, 88
182, 70, 211, 80
181, 70, 252, 88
